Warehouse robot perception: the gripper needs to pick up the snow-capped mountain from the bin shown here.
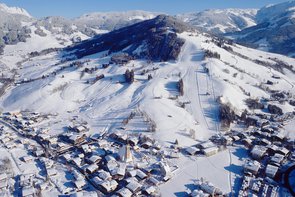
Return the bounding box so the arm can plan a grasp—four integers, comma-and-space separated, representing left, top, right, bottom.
0, 3, 159, 56
177, 9, 257, 34
74, 10, 158, 31
228, 1, 295, 56
0, 3, 31, 18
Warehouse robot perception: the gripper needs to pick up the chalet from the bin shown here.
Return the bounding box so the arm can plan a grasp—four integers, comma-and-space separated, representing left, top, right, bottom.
22, 186, 36, 197
34, 150, 44, 157
47, 168, 58, 177
203, 147, 219, 157
191, 189, 209, 197
270, 153, 285, 166
72, 157, 82, 166
69, 134, 86, 145
127, 170, 137, 177
113, 163, 126, 179
85, 164, 99, 174
86, 155, 101, 164
98, 170, 112, 181
141, 141, 153, 149
143, 186, 157, 196
74, 179, 86, 191
200, 182, 223, 196
71, 191, 98, 197
73, 125, 89, 133
99, 180, 118, 194
265, 164, 278, 178
244, 160, 261, 175
0, 173, 8, 182
91, 177, 103, 188
117, 188, 132, 197
251, 146, 267, 160
242, 138, 253, 148
136, 169, 147, 180
276, 147, 289, 156
81, 144, 91, 154
231, 135, 240, 142
198, 141, 215, 149
0, 173, 8, 189
185, 147, 200, 156
126, 180, 142, 193
169, 151, 180, 158
271, 132, 285, 142
21, 156, 34, 163
160, 161, 172, 178
128, 137, 139, 146
147, 177, 160, 186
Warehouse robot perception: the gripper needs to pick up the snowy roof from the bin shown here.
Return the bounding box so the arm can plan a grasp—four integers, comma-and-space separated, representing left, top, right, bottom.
47, 168, 58, 176
144, 186, 157, 195
199, 141, 215, 149
22, 187, 35, 196
251, 145, 267, 159
244, 160, 261, 174
86, 164, 99, 173
270, 153, 285, 164
185, 146, 200, 155
136, 169, 147, 179
0, 173, 8, 181
101, 180, 118, 192
98, 170, 112, 180
265, 164, 278, 178
88, 155, 101, 163
126, 180, 142, 192
74, 179, 86, 189
117, 188, 132, 197
203, 147, 218, 154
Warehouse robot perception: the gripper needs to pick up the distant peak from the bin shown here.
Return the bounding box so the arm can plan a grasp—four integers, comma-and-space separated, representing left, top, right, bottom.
0, 3, 31, 18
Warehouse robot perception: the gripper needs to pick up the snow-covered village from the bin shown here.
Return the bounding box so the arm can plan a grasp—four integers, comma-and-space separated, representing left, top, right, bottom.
0, 0, 295, 197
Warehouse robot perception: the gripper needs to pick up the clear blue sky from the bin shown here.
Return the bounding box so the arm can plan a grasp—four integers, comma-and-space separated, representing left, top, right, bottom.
0, 0, 290, 18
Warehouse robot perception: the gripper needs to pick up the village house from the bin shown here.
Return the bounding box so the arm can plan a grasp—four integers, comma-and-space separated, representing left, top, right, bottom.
147, 177, 160, 186
136, 169, 148, 180
22, 186, 36, 197
85, 164, 99, 174
198, 141, 215, 149
265, 164, 279, 179
0, 173, 8, 189
143, 186, 157, 196
85, 155, 101, 164
126, 180, 142, 193
270, 153, 285, 166
203, 147, 219, 157
47, 168, 58, 177
20, 174, 35, 187
74, 179, 86, 191
244, 160, 261, 175
21, 156, 34, 163
99, 180, 118, 194
185, 146, 200, 156
251, 145, 268, 160
98, 170, 112, 181
69, 134, 87, 145
160, 161, 172, 180
117, 188, 133, 197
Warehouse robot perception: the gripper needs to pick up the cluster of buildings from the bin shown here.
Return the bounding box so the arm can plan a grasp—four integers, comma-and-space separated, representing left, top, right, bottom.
0, 110, 181, 196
